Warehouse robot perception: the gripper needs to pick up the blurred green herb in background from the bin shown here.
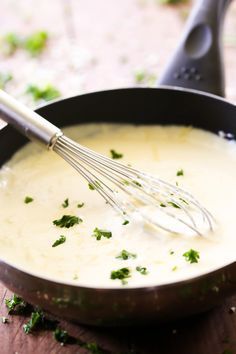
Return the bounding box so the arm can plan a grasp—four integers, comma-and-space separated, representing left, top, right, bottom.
1, 32, 21, 55
0, 72, 13, 89
224, 35, 236, 47
134, 69, 157, 86
158, 0, 189, 5
1, 31, 48, 56
26, 84, 61, 102
24, 31, 48, 56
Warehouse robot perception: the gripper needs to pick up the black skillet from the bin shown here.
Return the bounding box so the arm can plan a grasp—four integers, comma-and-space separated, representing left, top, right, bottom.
0, 0, 235, 326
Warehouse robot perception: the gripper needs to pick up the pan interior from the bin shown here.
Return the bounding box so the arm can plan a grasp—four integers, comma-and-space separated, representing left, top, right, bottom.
0, 118, 236, 289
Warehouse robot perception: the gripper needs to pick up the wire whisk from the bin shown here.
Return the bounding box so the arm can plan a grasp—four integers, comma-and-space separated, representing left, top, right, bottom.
54, 135, 214, 236
0, 89, 215, 236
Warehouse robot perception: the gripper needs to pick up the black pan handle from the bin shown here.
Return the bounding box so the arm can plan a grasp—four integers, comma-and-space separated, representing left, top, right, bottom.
158, 0, 233, 97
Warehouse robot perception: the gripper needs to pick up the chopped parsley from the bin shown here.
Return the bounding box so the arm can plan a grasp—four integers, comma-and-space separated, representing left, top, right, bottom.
136, 266, 148, 275
133, 180, 142, 187
53, 327, 69, 344
169, 250, 174, 255
92, 227, 112, 240
172, 266, 178, 271
122, 220, 129, 225
52, 235, 66, 247
62, 198, 69, 208
168, 201, 180, 209
77, 202, 84, 208
183, 249, 200, 264
23, 311, 42, 334
24, 31, 48, 56
134, 69, 157, 86
5, 294, 28, 314
179, 197, 188, 205
88, 180, 101, 190
110, 267, 131, 285
0, 72, 13, 89
135, 70, 146, 83
160, 203, 166, 207
1, 31, 48, 56
222, 350, 233, 354
110, 149, 123, 159
84, 342, 103, 353
116, 249, 137, 260
2, 32, 21, 55
176, 169, 184, 176
26, 84, 61, 102
159, 0, 187, 4
24, 196, 34, 204
4, 294, 105, 351
88, 182, 95, 190
53, 215, 82, 228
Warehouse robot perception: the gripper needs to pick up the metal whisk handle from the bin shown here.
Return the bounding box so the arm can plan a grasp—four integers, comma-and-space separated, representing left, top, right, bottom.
0, 89, 62, 148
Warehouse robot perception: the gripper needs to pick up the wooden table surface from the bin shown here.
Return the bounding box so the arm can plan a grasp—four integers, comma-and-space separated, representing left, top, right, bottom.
0, 1, 236, 353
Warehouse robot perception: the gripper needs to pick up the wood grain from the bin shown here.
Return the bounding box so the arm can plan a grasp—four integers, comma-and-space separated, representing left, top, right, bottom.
1, 286, 236, 353
0, 0, 236, 353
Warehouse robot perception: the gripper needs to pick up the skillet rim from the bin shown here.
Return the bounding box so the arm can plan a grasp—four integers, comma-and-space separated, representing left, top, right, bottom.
0, 84, 235, 292
0, 256, 235, 291
34, 86, 236, 114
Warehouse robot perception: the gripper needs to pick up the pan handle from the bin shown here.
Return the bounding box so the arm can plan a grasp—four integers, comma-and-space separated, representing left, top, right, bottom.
158, 0, 233, 97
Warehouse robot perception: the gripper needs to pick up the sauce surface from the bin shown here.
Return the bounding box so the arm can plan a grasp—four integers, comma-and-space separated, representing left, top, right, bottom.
0, 124, 235, 288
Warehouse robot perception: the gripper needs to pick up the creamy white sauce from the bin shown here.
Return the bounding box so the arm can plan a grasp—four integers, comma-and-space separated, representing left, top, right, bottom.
0, 124, 236, 288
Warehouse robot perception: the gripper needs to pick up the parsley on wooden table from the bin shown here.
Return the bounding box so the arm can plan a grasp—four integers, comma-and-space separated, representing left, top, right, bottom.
5, 294, 106, 351
53, 215, 82, 228
53, 327, 69, 344
23, 311, 42, 334
5, 294, 28, 314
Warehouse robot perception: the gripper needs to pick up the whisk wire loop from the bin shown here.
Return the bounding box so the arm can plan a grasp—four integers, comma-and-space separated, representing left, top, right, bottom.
54, 135, 214, 236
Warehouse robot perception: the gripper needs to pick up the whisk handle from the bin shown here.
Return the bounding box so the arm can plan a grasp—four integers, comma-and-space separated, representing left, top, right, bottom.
158, 0, 233, 96
0, 89, 62, 148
